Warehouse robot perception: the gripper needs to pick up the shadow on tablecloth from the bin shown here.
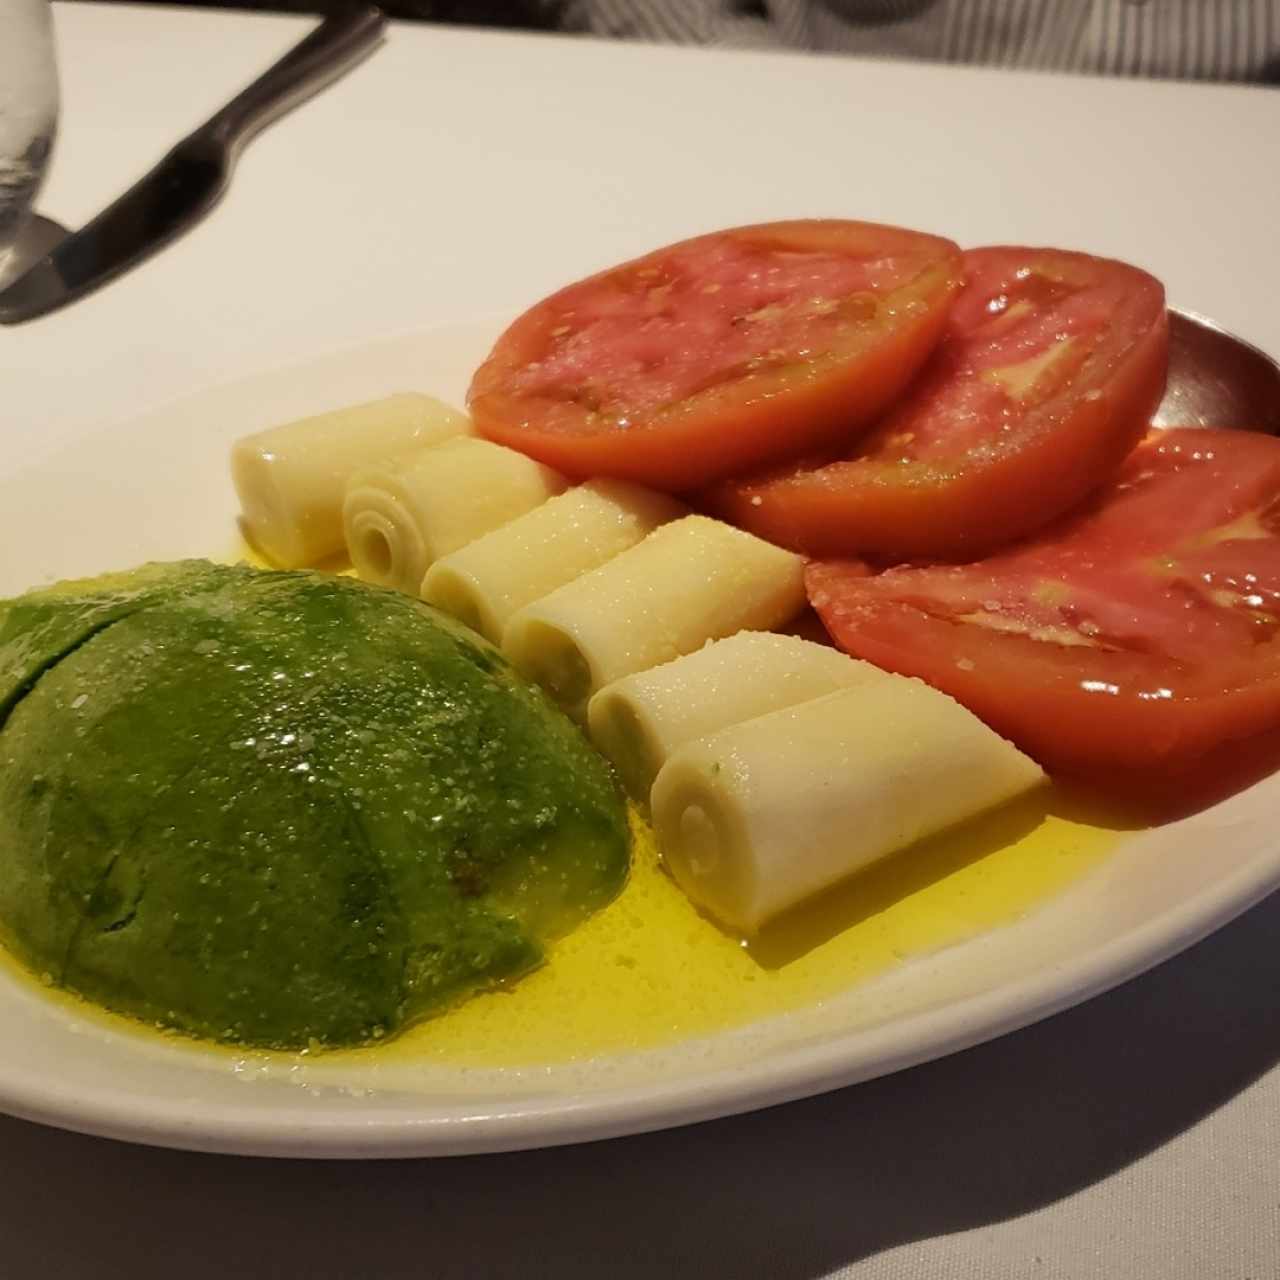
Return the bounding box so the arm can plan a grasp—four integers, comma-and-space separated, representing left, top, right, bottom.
2, 885, 1279, 1279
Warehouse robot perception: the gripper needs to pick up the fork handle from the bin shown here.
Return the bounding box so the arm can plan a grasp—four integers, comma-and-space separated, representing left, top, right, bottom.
203, 6, 386, 156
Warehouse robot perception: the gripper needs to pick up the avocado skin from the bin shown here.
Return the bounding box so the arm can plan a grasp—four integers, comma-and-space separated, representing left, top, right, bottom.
0, 562, 629, 1049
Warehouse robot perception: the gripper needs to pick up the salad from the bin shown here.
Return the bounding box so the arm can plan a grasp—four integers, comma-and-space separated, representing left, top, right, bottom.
2, 217, 1275, 1057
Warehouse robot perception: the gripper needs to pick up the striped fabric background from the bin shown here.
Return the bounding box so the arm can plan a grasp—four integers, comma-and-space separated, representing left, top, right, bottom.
551, 0, 1280, 82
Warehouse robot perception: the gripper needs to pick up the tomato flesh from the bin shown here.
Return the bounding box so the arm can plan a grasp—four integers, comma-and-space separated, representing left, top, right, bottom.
707, 246, 1168, 560
807, 429, 1280, 795
468, 220, 963, 491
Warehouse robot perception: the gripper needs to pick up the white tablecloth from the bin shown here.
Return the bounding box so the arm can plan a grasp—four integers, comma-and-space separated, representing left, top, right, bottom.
4, 6, 1280, 1276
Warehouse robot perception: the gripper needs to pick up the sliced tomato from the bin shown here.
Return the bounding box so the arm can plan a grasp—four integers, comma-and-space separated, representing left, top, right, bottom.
467, 220, 963, 490
807, 429, 1280, 801
707, 246, 1168, 560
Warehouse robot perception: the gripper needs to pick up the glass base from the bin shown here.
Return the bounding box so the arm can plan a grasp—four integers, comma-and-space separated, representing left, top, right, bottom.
0, 213, 66, 291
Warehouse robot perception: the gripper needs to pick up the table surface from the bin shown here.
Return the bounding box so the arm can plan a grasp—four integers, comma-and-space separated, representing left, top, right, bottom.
5, 5, 1280, 1277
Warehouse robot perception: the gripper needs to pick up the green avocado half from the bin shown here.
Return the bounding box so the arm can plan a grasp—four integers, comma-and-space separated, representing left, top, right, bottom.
0, 561, 630, 1050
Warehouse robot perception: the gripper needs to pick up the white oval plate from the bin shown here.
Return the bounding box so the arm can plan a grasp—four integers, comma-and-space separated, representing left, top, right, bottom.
1, 322, 1278, 1159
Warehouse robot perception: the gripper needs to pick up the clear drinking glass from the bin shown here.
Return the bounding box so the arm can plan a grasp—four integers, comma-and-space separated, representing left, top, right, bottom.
0, 0, 58, 283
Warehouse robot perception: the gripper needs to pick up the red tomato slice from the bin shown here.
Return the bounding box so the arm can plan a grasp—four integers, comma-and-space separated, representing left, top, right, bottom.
807, 428, 1280, 800
707, 246, 1168, 560
467, 221, 963, 490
